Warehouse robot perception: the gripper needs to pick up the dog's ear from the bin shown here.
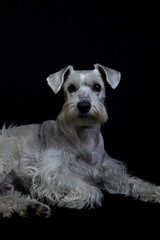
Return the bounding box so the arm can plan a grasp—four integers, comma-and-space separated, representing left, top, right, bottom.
47, 65, 73, 94
94, 63, 121, 89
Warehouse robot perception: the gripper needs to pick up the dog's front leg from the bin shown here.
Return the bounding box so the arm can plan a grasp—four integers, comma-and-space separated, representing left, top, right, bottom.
32, 171, 103, 209
101, 157, 160, 203
57, 184, 103, 209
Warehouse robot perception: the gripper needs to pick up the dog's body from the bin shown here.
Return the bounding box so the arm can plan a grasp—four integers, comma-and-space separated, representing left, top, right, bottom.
0, 64, 160, 218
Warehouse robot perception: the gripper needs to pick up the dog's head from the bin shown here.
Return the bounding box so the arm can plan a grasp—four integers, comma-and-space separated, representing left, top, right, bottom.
47, 64, 121, 128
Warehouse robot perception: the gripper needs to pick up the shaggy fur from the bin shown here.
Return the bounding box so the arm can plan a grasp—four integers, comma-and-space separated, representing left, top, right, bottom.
0, 63, 160, 218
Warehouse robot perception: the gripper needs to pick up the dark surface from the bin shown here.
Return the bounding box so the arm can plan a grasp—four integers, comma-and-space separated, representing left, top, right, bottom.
0, 0, 159, 238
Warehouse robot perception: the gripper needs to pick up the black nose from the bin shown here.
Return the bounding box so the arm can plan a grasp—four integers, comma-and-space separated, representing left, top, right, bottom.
77, 100, 91, 114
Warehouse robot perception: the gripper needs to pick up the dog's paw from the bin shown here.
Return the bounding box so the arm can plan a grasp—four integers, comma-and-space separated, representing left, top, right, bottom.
25, 202, 51, 218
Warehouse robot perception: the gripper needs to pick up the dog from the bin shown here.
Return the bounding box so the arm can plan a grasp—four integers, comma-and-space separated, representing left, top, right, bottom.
0, 63, 160, 218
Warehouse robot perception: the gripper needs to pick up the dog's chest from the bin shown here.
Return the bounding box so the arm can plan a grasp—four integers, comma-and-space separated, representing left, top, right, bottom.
72, 127, 104, 166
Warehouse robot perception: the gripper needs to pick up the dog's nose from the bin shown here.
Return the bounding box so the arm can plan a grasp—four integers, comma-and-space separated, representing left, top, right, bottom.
77, 100, 91, 114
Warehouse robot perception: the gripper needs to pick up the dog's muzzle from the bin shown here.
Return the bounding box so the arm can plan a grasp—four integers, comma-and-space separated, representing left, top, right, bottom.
77, 100, 91, 114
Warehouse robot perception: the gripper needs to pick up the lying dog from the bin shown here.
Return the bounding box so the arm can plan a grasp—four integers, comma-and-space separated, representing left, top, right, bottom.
0, 64, 159, 218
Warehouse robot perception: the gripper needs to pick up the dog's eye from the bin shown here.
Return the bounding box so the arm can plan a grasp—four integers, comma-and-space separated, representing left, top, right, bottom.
93, 83, 101, 92
68, 84, 77, 93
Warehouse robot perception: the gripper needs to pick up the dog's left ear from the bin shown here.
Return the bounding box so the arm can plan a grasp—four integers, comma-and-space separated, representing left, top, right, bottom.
47, 65, 73, 94
94, 63, 121, 89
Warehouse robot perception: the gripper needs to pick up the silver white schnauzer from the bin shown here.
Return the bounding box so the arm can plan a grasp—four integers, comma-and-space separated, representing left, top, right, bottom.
0, 63, 160, 218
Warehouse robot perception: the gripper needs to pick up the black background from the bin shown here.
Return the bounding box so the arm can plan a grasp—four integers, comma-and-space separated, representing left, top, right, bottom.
0, 0, 160, 238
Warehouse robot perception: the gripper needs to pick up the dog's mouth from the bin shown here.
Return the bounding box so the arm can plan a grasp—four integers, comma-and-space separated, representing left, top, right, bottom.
76, 103, 108, 126
78, 113, 90, 118
77, 112, 100, 123
59, 100, 108, 126
78, 112, 95, 121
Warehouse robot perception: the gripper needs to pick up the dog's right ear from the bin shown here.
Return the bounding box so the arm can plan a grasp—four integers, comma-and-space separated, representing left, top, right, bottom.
47, 65, 73, 94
